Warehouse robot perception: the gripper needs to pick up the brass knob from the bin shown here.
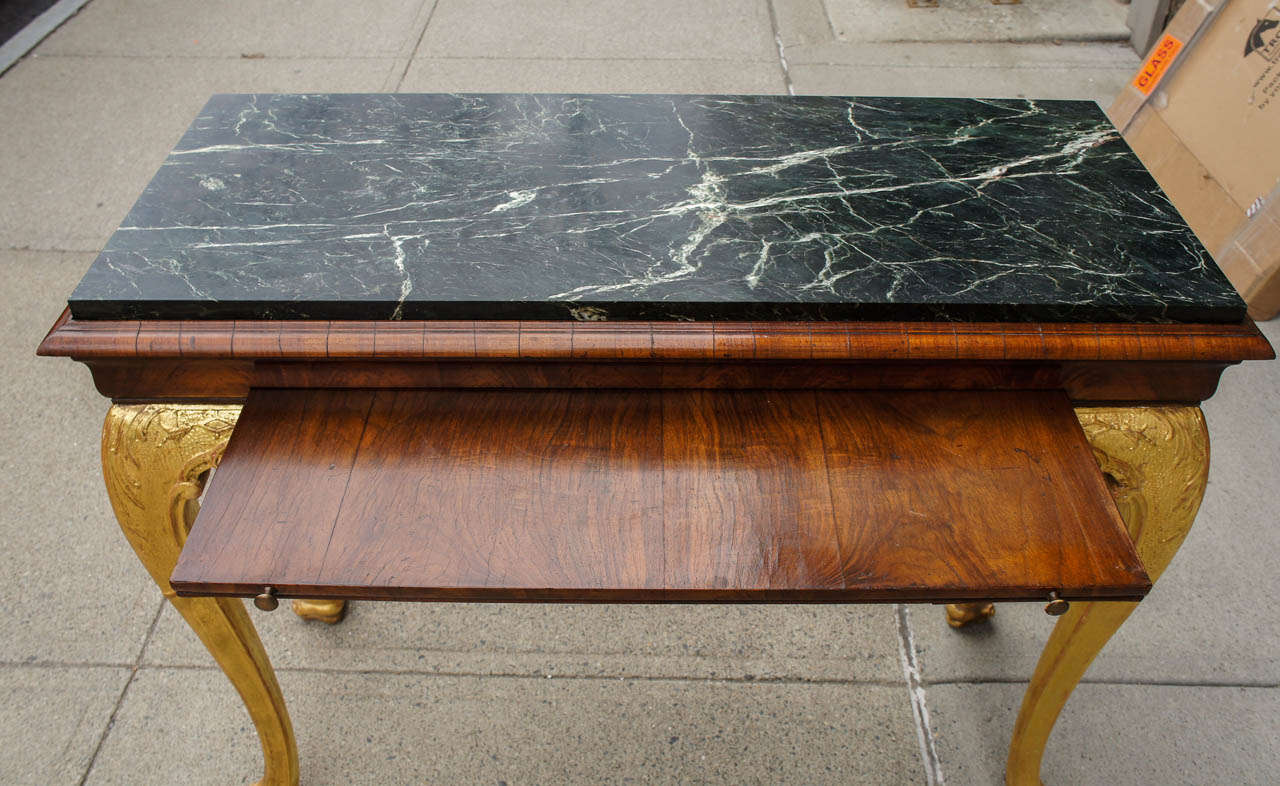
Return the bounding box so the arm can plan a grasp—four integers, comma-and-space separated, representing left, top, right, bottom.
254, 587, 279, 611
1044, 592, 1070, 616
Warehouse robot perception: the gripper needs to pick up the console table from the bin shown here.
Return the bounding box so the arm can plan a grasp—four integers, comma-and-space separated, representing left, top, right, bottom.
38, 94, 1273, 784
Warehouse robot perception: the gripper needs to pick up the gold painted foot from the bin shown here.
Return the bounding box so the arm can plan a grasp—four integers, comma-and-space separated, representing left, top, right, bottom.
1005, 407, 1209, 786
102, 404, 298, 786
292, 599, 348, 624
946, 601, 996, 628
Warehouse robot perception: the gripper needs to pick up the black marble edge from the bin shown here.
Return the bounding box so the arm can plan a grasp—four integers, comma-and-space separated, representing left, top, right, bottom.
65, 297, 1246, 324
199, 92, 1107, 103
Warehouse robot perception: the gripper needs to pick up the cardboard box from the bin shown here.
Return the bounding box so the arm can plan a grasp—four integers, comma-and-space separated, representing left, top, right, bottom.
1109, 0, 1280, 320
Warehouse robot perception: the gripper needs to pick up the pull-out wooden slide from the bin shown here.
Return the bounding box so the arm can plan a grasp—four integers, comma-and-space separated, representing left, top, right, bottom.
170, 388, 1149, 604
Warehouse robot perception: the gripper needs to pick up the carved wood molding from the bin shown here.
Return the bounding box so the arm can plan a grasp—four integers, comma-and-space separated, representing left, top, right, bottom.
40, 308, 1274, 364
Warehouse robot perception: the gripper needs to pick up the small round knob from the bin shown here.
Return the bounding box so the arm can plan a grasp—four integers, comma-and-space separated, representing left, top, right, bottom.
1044, 592, 1070, 616
254, 587, 279, 611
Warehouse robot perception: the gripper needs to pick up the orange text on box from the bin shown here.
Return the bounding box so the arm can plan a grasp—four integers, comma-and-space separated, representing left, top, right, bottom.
1133, 34, 1184, 95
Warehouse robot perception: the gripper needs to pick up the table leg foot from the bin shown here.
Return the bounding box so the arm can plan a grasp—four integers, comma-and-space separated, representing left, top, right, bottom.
1006, 407, 1208, 786
945, 601, 996, 628
102, 404, 299, 786
292, 599, 348, 624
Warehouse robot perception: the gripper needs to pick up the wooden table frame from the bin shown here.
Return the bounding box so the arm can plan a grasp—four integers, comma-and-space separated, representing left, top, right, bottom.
40, 312, 1273, 785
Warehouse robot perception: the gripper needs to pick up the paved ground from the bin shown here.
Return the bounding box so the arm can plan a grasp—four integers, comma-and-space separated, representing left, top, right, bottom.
1, 1, 1277, 784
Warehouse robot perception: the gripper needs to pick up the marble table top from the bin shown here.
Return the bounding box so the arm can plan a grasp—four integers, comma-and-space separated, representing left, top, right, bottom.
68, 93, 1245, 323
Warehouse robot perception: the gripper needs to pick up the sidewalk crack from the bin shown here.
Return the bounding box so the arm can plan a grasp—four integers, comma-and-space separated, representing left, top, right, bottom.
897, 604, 945, 785
76, 596, 166, 786
765, 1, 796, 96
395, 0, 441, 91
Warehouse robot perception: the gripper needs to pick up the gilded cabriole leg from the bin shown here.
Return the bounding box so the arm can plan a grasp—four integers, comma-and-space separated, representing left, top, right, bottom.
101, 404, 298, 786
1005, 406, 1210, 786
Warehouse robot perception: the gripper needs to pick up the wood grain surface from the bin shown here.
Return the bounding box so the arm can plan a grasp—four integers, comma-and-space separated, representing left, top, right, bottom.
170, 388, 1151, 603
38, 309, 1274, 363
72, 357, 1237, 405
38, 310, 1273, 404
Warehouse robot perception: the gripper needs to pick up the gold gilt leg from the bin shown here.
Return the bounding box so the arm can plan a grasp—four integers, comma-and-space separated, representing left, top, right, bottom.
291, 598, 347, 624
101, 404, 298, 786
946, 601, 995, 628
1005, 406, 1210, 786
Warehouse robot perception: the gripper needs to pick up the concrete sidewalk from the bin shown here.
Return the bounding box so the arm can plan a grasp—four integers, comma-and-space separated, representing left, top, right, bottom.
1, 1, 1276, 784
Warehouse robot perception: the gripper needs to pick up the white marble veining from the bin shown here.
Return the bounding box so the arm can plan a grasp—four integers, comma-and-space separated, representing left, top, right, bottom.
69, 94, 1244, 322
